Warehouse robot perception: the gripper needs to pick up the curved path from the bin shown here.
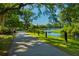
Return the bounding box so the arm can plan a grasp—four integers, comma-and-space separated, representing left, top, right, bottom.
9, 31, 69, 56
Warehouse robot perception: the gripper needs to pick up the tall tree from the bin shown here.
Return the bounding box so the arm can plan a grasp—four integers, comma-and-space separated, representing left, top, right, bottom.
58, 4, 79, 42
20, 9, 36, 30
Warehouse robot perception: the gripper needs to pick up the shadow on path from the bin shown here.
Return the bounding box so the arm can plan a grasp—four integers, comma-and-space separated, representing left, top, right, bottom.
9, 31, 69, 56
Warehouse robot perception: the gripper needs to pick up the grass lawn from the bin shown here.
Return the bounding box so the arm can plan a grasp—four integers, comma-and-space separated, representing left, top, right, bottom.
28, 32, 79, 56
52, 28, 63, 33
0, 35, 14, 56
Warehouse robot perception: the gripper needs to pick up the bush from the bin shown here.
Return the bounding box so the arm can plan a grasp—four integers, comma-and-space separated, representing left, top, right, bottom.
0, 27, 12, 35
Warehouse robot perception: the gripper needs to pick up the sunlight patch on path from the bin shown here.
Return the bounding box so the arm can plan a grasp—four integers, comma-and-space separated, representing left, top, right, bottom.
15, 48, 27, 52
16, 45, 28, 49
24, 35, 32, 37
16, 42, 34, 46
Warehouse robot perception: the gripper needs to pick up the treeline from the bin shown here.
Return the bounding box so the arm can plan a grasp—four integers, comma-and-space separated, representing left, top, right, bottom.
0, 4, 79, 43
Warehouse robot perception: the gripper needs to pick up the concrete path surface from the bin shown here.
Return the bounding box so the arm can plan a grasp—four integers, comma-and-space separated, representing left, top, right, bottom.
8, 31, 69, 56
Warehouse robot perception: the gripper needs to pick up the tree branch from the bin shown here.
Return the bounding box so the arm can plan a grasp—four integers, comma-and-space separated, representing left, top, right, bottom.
0, 3, 28, 15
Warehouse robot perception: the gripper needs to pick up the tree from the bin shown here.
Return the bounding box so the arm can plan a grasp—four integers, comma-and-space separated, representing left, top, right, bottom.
5, 13, 20, 33
0, 3, 28, 31
58, 4, 79, 42
20, 9, 36, 30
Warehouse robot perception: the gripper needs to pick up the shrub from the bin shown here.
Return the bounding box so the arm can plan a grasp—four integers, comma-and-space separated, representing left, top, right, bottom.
0, 27, 12, 35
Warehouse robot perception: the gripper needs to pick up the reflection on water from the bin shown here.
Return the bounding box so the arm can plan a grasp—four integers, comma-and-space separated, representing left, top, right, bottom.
48, 32, 61, 37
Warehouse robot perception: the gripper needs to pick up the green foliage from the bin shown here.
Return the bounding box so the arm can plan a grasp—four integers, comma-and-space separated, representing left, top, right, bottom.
0, 35, 14, 55
58, 4, 79, 36
0, 35, 13, 40
0, 26, 12, 34
20, 9, 36, 30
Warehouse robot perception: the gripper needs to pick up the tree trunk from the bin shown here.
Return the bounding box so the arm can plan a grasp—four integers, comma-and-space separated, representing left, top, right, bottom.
45, 31, 47, 38
64, 31, 68, 43
0, 14, 6, 28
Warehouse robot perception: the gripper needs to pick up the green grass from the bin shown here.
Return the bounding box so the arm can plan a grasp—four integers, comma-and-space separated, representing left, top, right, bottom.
0, 35, 14, 56
44, 36, 79, 56
28, 32, 79, 56
52, 29, 62, 33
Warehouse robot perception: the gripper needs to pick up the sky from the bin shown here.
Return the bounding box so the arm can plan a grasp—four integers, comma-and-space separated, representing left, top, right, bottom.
32, 14, 49, 25
23, 5, 60, 25
32, 7, 49, 25
31, 6, 60, 25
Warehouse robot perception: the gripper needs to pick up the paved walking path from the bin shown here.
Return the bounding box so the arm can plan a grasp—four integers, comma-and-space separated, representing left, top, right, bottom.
9, 31, 69, 56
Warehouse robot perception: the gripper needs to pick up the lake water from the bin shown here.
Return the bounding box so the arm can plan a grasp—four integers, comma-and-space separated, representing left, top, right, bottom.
44, 28, 62, 37
48, 32, 61, 37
